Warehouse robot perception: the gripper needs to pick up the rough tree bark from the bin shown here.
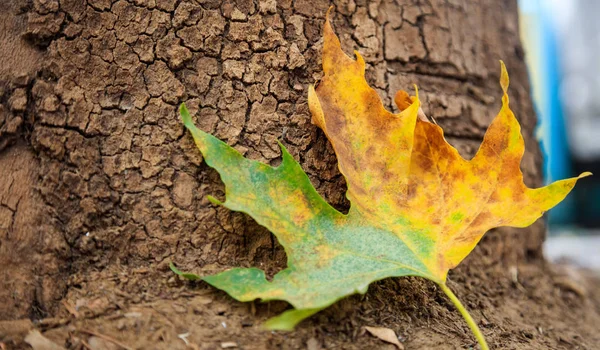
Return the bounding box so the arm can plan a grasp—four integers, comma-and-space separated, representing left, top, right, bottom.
1, 0, 598, 349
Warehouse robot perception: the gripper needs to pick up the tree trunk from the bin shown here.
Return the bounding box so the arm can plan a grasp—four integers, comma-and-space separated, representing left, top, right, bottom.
1, 0, 598, 348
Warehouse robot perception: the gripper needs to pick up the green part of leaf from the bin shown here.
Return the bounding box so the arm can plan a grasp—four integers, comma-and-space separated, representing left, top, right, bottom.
263, 308, 324, 331
206, 195, 223, 206
178, 103, 436, 329
170, 262, 202, 281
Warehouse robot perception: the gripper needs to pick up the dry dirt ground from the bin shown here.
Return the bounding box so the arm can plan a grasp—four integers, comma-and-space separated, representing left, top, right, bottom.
1, 0, 599, 349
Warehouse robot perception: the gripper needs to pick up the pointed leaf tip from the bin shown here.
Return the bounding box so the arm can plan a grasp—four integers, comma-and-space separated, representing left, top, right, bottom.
277, 140, 293, 160
354, 50, 366, 69
170, 262, 202, 281
326, 5, 334, 20
413, 84, 420, 100
324, 6, 334, 36
263, 308, 323, 331
180, 103, 192, 125
308, 84, 326, 129
207, 195, 224, 206
169, 262, 180, 273
499, 60, 509, 94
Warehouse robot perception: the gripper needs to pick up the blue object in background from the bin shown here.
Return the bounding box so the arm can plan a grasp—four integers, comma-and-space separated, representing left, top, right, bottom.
519, 0, 576, 225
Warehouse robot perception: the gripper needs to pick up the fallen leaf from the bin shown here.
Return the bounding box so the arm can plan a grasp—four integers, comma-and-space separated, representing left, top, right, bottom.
306, 337, 321, 350
24, 330, 65, 350
178, 332, 190, 346
87, 336, 120, 350
364, 326, 404, 349
174, 8, 589, 348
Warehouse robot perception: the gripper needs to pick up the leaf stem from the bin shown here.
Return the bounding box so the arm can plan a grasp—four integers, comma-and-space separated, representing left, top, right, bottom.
439, 283, 489, 350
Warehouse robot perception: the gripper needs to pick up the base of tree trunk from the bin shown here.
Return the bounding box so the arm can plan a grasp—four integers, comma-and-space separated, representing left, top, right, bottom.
1, 0, 598, 348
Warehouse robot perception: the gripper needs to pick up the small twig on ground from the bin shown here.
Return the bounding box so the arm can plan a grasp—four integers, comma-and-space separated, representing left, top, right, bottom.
62, 300, 80, 318
80, 338, 92, 350
78, 328, 134, 350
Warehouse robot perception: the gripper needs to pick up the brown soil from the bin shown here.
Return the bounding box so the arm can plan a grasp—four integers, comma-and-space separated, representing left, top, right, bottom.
0, 0, 599, 349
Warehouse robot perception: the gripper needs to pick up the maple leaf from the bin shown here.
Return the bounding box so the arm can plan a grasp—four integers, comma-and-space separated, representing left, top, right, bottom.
173, 10, 589, 348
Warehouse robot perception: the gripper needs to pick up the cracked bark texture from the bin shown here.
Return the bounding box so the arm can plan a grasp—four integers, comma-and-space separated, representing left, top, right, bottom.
1, 0, 599, 349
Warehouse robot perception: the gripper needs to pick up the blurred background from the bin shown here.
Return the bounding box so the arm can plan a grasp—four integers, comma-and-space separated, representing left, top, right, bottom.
519, 0, 600, 269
